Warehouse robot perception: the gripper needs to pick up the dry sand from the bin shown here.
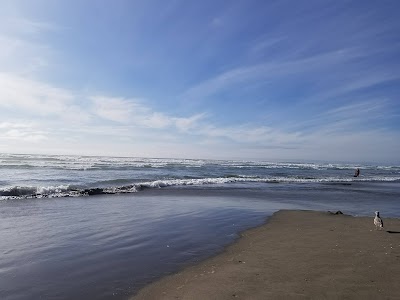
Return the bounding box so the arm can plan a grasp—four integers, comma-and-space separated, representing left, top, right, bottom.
133, 210, 400, 299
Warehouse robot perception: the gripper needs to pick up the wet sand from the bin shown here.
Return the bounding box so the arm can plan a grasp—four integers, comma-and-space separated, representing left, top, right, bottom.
133, 210, 400, 299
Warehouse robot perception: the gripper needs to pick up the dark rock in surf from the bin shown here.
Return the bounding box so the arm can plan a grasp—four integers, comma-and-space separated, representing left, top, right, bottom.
84, 188, 107, 196
328, 210, 344, 215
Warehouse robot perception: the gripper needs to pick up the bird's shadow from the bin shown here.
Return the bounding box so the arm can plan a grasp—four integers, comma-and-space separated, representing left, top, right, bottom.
386, 230, 400, 234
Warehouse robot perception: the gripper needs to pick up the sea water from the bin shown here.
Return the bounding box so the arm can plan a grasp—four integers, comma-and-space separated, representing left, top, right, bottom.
0, 154, 399, 299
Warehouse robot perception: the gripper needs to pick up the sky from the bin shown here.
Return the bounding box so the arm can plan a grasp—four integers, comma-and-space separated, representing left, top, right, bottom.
0, 0, 399, 163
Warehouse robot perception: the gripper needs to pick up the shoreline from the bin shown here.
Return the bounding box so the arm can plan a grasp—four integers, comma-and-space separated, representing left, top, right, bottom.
132, 210, 400, 299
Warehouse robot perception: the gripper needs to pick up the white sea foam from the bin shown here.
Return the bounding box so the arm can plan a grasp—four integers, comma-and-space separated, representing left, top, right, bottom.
0, 153, 399, 171
1, 174, 400, 200
1, 153, 399, 200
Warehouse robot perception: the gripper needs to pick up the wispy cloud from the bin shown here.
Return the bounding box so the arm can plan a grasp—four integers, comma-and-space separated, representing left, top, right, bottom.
0, 72, 209, 145
2, 17, 58, 36
90, 95, 207, 131
0, 73, 91, 123
0, 34, 51, 74
1, 69, 398, 162
0, 121, 48, 142
90, 96, 145, 123
174, 113, 206, 131
182, 48, 363, 100
248, 35, 286, 54
0, 15, 58, 75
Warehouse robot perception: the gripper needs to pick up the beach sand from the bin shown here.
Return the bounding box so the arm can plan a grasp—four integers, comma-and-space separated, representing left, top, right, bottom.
133, 210, 400, 299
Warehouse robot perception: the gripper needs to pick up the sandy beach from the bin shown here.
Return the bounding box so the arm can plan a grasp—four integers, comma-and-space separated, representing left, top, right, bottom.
133, 210, 400, 299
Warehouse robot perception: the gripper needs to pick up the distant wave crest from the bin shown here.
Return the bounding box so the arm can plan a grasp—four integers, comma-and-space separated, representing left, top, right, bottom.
1, 154, 399, 171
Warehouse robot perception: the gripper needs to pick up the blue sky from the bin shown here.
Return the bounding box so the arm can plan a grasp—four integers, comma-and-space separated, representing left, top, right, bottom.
0, 0, 399, 163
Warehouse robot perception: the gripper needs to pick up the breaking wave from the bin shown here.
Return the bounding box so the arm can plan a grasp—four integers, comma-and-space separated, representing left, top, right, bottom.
2, 175, 400, 200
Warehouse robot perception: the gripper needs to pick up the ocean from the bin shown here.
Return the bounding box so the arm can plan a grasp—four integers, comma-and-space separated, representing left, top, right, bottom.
1, 153, 399, 299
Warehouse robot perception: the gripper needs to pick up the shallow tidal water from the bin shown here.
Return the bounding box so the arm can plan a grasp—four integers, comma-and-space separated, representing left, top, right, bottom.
1, 181, 399, 299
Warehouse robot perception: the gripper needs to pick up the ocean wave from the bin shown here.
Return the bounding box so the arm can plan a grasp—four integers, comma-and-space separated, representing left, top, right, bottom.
1, 153, 399, 171
0, 161, 204, 171
0, 185, 74, 198
1, 175, 400, 200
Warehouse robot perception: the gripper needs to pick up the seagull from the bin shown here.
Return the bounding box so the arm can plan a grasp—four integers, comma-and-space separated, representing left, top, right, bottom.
374, 211, 384, 230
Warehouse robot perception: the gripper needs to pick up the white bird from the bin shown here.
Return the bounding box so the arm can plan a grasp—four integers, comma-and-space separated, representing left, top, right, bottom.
374, 211, 384, 230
